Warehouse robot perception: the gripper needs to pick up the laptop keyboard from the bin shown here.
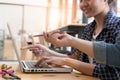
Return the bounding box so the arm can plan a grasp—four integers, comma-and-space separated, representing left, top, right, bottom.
25, 61, 50, 68
25, 61, 38, 68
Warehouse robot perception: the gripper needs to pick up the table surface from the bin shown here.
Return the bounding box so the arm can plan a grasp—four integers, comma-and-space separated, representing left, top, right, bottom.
0, 61, 99, 80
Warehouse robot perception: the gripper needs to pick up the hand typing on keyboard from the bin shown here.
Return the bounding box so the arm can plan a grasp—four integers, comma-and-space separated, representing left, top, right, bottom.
34, 57, 62, 68
34, 56, 63, 68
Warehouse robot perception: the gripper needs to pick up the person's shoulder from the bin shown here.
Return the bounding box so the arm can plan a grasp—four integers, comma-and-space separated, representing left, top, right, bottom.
106, 16, 120, 32
105, 10, 120, 24
109, 11, 120, 23
106, 15, 120, 26
104, 12, 120, 30
112, 15, 120, 21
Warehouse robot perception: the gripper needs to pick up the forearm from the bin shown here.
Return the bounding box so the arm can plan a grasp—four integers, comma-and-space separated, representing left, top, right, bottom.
48, 49, 68, 57
70, 37, 94, 58
63, 58, 95, 76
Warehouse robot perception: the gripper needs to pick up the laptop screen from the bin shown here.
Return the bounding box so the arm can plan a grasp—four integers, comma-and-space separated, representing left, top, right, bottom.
7, 23, 21, 64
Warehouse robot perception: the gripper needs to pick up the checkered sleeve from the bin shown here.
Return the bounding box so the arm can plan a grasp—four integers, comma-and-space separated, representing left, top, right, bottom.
93, 64, 120, 80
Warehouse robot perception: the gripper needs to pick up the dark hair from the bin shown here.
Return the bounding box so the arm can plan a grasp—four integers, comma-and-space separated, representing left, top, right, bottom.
108, 0, 113, 4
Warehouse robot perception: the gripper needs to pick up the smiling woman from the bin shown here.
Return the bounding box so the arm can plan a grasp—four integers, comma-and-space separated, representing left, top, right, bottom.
36, 0, 120, 80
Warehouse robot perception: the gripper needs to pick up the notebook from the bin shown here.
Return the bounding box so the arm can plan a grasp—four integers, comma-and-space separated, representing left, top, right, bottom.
7, 23, 72, 73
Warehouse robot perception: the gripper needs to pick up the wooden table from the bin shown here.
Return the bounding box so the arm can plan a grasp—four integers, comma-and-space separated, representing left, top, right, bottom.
0, 61, 99, 80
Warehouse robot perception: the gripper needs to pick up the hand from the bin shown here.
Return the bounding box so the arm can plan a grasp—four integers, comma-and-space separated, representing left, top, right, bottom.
36, 56, 66, 67
21, 44, 53, 57
49, 32, 73, 47
43, 30, 61, 42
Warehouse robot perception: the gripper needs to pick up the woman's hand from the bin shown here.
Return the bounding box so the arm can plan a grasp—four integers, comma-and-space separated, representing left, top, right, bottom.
43, 30, 74, 47
36, 56, 66, 67
21, 44, 68, 58
43, 30, 61, 42
49, 32, 74, 47
21, 44, 53, 57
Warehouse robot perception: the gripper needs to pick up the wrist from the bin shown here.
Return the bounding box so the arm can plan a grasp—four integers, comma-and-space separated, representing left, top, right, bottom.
69, 36, 76, 47
62, 57, 70, 65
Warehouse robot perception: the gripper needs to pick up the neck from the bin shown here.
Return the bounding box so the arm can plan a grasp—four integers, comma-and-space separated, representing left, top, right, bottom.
94, 7, 110, 27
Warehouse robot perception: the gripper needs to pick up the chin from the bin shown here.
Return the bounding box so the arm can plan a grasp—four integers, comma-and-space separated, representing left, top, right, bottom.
84, 14, 92, 18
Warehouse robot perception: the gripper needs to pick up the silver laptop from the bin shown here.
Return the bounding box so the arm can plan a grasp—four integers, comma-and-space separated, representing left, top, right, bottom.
7, 23, 72, 73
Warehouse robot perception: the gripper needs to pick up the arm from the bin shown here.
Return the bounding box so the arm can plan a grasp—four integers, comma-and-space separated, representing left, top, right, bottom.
48, 48, 68, 57
44, 31, 120, 66
46, 32, 95, 58
63, 57, 95, 75
21, 44, 68, 57
71, 33, 120, 67
93, 33, 120, 67
70, 37, 94, 58
40, 56, 95, 76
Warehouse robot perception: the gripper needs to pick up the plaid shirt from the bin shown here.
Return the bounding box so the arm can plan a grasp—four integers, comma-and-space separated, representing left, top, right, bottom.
76, 10, 120, 80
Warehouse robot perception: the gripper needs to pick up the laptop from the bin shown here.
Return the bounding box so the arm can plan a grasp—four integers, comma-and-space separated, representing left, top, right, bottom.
7, 23, 72, 73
